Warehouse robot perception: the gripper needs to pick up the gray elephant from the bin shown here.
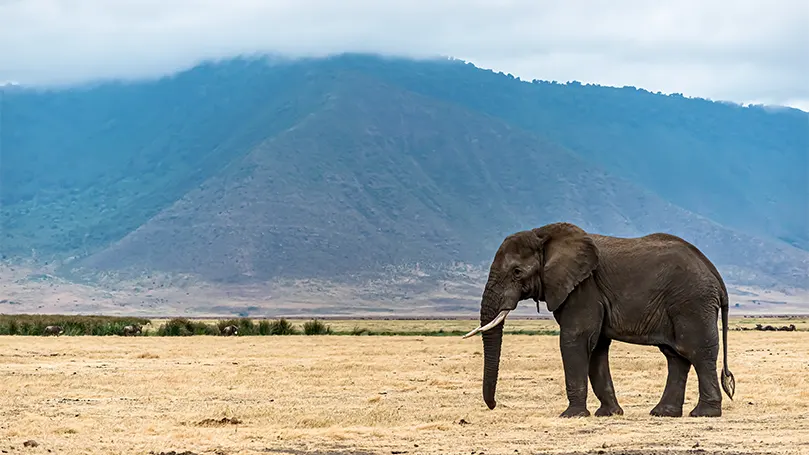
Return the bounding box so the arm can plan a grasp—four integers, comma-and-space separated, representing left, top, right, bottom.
463, 222, 735, 418
220, 325, 239, 336
43, 325, 64, 336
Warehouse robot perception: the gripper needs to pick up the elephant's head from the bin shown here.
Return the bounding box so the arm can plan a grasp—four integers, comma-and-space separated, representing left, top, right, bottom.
463, 222, 599, 409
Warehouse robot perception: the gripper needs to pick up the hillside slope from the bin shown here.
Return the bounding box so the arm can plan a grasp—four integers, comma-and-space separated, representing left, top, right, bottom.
332, 55, 809, 250
0, 59, 338, 256
78, 76, 809, 289
2, 55, 807, 295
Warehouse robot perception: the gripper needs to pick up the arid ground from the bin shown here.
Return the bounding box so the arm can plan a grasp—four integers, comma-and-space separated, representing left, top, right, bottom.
1, 319, 807, 455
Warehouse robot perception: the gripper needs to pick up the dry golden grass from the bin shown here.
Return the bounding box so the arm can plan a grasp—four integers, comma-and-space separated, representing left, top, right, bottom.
0, 323, 807, 454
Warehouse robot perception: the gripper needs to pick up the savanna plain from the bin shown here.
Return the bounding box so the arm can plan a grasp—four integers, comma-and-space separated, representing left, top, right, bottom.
1, 318, 807, 455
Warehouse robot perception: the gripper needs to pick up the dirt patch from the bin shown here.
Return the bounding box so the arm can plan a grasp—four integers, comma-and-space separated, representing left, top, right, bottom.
195, 417, 242, 427
148, 451, 199, 455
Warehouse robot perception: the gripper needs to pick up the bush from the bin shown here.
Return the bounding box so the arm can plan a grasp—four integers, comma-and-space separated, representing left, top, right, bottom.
5, 319, 18, 336
156, 318, 218, 336
350, 326, 370, 336
257, 320, 272, 335
216, 318, 256, 335
268, 318, 297, 335
303, 319, 332, 335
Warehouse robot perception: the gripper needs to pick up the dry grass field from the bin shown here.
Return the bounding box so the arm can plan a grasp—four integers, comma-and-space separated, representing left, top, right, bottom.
1, 319, 807, 455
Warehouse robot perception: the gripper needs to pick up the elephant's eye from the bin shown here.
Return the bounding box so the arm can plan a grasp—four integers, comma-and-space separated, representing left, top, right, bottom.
513, 268, 523, 278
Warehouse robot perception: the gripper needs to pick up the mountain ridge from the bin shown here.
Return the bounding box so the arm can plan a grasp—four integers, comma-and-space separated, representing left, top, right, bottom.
73, 74, 808, 289
317, 55, 808, 250
1, 55, 807, 309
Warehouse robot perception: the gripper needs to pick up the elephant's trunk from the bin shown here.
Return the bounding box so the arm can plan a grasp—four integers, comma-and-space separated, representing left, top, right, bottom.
479, 283, 508, 410
482, 323, 504, 409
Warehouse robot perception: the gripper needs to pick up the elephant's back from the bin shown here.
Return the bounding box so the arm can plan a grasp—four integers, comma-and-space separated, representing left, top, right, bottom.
592, 232, 724, 297
591, 232, 713, 264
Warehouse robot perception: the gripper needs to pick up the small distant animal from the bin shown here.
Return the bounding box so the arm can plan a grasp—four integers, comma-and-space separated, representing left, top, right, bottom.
220, 325, 239, 336
122, 324, 143, 336
753, 323, 796, 332
43, 325, 64, 336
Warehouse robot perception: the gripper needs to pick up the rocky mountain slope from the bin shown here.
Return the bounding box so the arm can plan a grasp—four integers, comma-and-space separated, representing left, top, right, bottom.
1, 55, 807, 298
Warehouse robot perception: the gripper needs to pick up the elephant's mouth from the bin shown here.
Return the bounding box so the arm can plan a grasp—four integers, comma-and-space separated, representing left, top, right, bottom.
461, 310, 510, 339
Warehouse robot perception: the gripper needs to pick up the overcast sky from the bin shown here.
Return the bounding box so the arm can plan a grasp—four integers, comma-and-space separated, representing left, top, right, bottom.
1, 0, 807, 110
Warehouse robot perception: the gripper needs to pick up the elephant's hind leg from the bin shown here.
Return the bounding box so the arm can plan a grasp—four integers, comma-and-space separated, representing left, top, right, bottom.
650, 345, 690, 417
589, 337, 623, 417
675, 310, 723, 417
687, 345, 723, 417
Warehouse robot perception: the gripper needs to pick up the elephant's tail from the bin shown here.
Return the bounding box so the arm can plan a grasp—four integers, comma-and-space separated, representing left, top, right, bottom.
720, 291, 735, 400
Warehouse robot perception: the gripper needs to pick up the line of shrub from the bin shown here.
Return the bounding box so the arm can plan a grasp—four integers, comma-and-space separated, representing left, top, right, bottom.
154, 321, 557, 336
0, 314, 560, 337
157, 317, 302, 336
0, 314, 150, 336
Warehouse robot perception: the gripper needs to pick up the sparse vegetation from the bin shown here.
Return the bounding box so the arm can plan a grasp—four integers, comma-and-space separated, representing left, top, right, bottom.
217, 318, 256, 336
0, 314, 150, 336
267, 318, 297, 335
2, 315, 803, 337
155, 318, 219, 336
303, 319, 332, 335
0, 315, 561, 337
257, 319, 272, 335
155, 317, 300, 336
350, 325, 370, 336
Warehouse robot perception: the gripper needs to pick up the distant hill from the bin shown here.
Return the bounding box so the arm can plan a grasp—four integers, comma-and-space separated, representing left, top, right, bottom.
1, 54, 807, 296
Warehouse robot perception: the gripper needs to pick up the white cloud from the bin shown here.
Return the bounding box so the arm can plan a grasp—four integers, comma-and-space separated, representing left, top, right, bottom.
1, 0, 807, 109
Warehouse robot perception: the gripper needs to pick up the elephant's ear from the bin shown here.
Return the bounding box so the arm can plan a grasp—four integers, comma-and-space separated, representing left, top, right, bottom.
533, 223, 599, 312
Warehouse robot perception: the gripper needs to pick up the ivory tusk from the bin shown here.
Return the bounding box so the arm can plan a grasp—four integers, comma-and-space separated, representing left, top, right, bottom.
462, 326, 482, 339
461, 310, 510, 339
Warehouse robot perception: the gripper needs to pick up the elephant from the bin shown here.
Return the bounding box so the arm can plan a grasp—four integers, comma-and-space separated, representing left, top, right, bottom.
220, 325, 239, 336
122, 324, 142, 336
43, 325, 64, 336
463, 222, 735, 418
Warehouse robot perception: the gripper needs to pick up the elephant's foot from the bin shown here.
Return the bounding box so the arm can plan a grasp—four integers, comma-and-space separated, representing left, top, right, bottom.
560, 406, 590, 418
650, 403, 683, 417
689, 401, 722, 418
595, 403, 624, 417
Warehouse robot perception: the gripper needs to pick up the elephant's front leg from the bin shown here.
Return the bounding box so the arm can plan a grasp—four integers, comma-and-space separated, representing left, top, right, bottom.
559, 331, 598, 418
589, 337, 623, 416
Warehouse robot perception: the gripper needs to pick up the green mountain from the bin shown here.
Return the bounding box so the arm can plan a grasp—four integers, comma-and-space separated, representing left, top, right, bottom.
1, 54, 807, 293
